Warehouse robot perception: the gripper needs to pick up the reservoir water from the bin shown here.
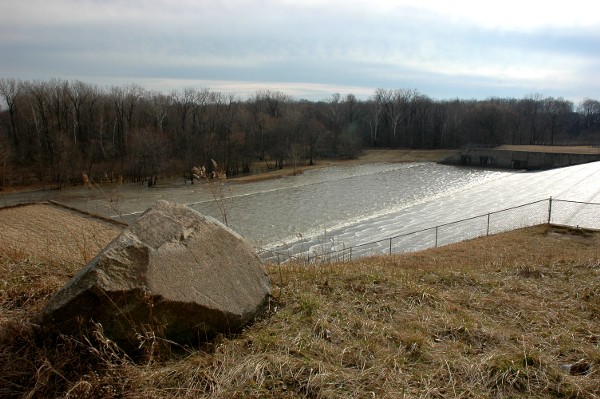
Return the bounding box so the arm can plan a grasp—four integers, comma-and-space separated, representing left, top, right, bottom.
5, 161, 600, 260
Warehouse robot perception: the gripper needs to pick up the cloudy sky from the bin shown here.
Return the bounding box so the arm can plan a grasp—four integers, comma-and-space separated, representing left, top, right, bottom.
1, 0, 598, 102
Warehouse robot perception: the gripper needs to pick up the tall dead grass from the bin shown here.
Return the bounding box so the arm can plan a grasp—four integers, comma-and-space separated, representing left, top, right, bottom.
1, 224, 599, 398
0, 203, 122, 264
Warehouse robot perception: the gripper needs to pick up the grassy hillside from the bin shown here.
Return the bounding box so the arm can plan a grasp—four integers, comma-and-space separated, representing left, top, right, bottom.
1, 224, 599, 398
0, 203, 122, 264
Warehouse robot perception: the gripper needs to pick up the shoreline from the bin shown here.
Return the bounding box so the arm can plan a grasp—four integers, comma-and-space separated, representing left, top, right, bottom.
1, 149, 456, 193
230, 149, 455, 183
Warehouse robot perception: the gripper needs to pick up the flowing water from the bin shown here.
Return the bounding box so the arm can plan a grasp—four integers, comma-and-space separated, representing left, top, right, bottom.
5, 161, 600, 260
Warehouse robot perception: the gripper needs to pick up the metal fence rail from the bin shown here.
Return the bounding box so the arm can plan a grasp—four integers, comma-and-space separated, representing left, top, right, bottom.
261, 198, 600, 264
550, 199, 600, 229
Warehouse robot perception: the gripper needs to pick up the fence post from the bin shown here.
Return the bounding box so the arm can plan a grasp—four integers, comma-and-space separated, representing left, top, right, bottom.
547, 197, 553, 224
389, 237, 392, 255
487, 213, 491, 236
435, 226, 439, 248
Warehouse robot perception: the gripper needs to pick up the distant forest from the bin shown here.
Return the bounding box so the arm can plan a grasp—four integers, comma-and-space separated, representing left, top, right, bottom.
1, 78, 599, 188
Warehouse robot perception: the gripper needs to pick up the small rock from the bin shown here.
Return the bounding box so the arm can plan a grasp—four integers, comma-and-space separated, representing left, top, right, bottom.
560, 359, 591, 376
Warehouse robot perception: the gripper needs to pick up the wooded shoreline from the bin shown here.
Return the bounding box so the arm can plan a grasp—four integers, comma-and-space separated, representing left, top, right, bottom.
232, 148, 456, 183
1, 149, 456, 192
2, 78, 599, 191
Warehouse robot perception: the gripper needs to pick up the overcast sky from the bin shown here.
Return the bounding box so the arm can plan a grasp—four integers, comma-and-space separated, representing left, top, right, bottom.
1, 0, 598, 102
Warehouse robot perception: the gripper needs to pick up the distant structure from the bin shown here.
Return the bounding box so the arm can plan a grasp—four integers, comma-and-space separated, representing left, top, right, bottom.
440, 145, 600, 170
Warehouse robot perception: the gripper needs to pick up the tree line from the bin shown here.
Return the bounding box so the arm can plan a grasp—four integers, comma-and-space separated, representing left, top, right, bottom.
0, 78, 599, 188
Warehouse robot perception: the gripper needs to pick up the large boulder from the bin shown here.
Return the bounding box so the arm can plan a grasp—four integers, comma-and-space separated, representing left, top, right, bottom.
40, 200, 271, 346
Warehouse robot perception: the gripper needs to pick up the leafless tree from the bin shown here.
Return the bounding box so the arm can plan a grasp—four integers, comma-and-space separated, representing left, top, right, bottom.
110, 83, 144, 151
521, 93, 544, 145
382, 89, 414, 145
0, 78, 21, 148
577, 98, 600, 130
544, 97, 573, 145
146, 91, 172, 132
67, 80, 95, 147
368, 89, 385, 146
0, 133, 11, 188
1, 78, 600, 189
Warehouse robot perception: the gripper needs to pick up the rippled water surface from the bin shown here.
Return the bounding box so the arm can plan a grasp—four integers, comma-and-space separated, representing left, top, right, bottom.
6, 161, 600, 257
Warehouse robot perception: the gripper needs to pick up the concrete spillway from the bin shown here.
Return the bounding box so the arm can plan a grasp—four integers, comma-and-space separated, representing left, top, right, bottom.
440, 145, 600, 170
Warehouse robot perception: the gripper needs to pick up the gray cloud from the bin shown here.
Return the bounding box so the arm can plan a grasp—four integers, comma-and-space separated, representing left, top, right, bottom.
1, 0, 598, 101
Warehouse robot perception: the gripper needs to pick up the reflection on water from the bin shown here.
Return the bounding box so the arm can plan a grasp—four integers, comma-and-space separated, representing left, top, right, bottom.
6, 161, 600, 258
207, 163, 508, 247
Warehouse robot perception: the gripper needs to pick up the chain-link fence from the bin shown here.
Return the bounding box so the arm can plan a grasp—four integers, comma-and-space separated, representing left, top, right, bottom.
550, 199, 600, 229
262, 198, 600, 264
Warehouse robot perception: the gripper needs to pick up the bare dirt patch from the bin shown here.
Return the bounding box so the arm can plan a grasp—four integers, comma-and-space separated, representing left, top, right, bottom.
0, 203, 123, 265
546, 225, 595, 244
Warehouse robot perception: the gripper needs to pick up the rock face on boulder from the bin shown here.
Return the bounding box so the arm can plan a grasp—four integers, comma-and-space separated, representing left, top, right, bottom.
41, 200, 271, 346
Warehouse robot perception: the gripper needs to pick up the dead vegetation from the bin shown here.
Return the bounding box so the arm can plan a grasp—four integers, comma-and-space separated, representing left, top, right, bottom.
0, 203, 122, 264
1, 224, 599, 398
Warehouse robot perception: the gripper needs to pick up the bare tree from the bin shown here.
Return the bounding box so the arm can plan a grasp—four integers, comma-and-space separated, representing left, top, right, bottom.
474, 99, 505, 145
110, 83, 144, 152
172, 87, 196, 130
521, 93, 544, 145
67, 80, 96, 147
544, 97, 573, 145
368, 89, 385, 146
408, 91, 432, 147
247, 90, 291, 166
129, 127, 167, 185
25, 81, 51, 159
577, 98, 600, 130
0, 78, 21, 149
306, 117, 327, 165
2, 77, 600, 190
0, 133, 11, 188
437, 99, 464, 147
382, 89, 413, 145
146, 91, 172, 132
325, 93, 341, 141
343, 94, 358, 124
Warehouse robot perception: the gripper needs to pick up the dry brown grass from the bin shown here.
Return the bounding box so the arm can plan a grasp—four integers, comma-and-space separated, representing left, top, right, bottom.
1, 224, 599, 398
0, 203, 122, 264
